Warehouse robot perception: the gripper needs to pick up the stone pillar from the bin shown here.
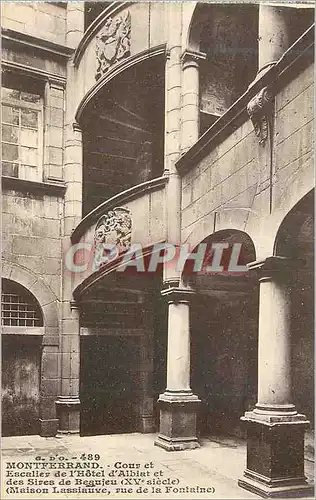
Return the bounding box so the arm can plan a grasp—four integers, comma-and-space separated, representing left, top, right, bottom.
163, 3, 182, 284
239, 257, 313, 498
155, 4, 200, 451
66, 2, 85, 50
138, 333, 156, 434
138, 304, 156, 433
181, 50, 206, 153
56, 302, 81, 434
155, 288, 200, 451
56, 6, 84, 432
252, 4, 301, 86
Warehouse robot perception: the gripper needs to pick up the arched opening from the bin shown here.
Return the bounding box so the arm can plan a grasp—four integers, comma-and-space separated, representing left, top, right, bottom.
186, 230, 258, 437
80, 56, 165, 216
274, 190, 314, 432
78, 271, 166, 436
1, 279, 43, 436
189, 3, 259, 134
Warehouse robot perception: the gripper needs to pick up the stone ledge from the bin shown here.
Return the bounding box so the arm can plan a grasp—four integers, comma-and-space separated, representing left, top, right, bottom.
2, 176, 66, 197
2, 27, 73, 58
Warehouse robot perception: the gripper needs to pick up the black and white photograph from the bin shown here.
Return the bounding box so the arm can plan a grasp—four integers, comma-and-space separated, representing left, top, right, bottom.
1, 1, 314, 498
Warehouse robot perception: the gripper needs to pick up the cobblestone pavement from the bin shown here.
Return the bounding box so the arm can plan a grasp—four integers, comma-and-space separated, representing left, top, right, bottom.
1, 433, 314, 500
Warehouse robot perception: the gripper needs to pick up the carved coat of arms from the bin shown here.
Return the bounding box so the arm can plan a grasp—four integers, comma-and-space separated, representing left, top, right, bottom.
95, 11, 131, 81
94, 207, 132, 256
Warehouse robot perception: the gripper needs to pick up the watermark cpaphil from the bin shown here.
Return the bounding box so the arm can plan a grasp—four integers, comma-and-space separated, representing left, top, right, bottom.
64, 241, 249, 276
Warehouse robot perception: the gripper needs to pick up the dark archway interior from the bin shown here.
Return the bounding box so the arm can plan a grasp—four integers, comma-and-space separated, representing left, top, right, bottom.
81, 57, 165, 216
190, 3, 259, 134
2, 336, 41, 436
188, 230, 258, 437
78, 272, 166, 436
275, 190, 314, 426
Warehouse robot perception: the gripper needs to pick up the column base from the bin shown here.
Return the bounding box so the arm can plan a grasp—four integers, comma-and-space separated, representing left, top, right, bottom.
238, 475, 314, 498
154, 391, 200, 451
39, 419, 59, 437
55, 397, 80, 435
239, 411, 313, 498
140, 414, 156, 433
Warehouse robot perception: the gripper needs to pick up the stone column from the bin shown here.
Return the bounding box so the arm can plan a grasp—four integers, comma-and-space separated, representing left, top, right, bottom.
155, 288, 200, 451
239, 257, 312, 498
251, 4, 300, 86
56, 6, 84, 433
66, 2, 85, 50
155, 4, 200, 451
138, 304, 156, 433
181, 50, 206, 153
56, 302, 81, 434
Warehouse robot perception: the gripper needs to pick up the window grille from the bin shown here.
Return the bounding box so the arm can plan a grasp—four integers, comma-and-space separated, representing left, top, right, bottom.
1, 280, 43, 327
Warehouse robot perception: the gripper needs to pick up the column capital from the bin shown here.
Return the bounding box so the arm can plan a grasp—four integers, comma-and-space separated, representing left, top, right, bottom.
161, 286, 196, 304
181, 49, 206, 68
72, 121, 82, 133
70, 300, 80, 311
247, 256, 303, 280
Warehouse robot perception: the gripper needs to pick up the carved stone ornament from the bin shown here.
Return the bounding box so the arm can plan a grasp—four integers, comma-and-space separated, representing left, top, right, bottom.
247, 86, 274, 145
94, 207, 132, 254
95, 11, 131, 81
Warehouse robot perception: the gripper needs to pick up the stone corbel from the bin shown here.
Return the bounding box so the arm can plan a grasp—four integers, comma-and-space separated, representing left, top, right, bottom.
247, 86, 274, 145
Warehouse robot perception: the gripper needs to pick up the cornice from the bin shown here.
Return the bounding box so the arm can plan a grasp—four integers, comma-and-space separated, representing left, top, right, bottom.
2, 28, 73, 59
71, 176, 168, 244
74, 2, 133, 67
176, 24, 314, 176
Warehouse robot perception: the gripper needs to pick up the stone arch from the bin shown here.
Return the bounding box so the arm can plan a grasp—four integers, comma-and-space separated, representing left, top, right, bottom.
273, 188, 314, 258
185, 2, 202, 52
182, 208, 260, 258
185, 228, 258, 436
1, 261, 60, 437
272, 189, 314, 426
2, 260, 59, 329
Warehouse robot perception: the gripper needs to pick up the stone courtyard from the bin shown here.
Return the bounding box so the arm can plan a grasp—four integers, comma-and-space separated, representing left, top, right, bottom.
1, 433, 314, 499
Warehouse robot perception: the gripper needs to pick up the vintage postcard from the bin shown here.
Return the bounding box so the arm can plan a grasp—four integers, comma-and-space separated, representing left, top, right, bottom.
1, 0, 314, 499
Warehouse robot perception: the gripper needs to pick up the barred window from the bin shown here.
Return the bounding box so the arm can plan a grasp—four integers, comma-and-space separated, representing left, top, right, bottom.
2, 84, 43, 181
1, 279, 43, 327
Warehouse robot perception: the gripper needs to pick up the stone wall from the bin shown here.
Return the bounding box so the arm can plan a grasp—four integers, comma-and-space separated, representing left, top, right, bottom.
1, 2, 67, 46
181, 60, 314, 258
2, 189, 63, 301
